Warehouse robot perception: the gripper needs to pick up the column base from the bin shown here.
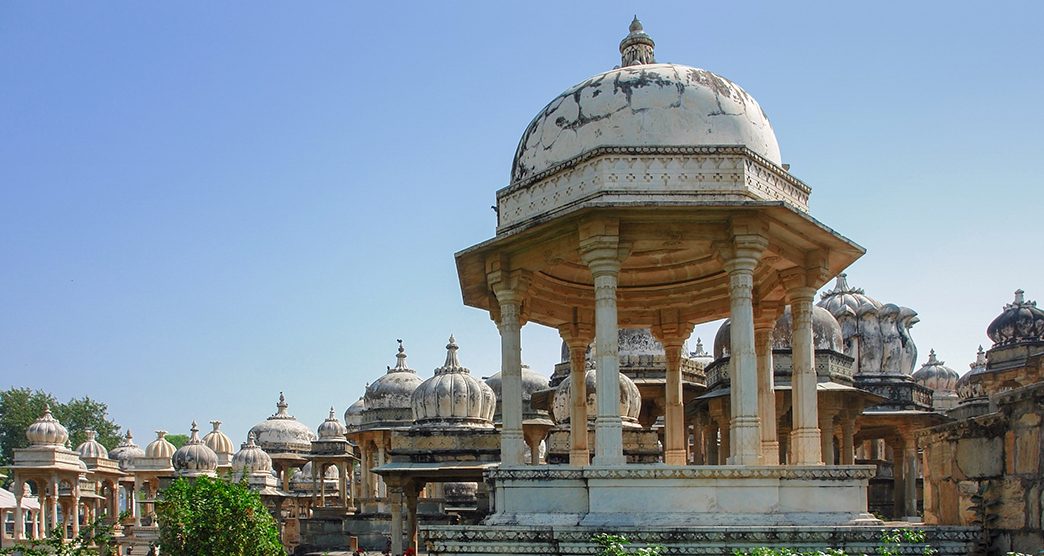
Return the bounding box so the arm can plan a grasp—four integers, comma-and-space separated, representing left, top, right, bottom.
500, 430, 527, 467
664, 448, 687, 465
790, 428, 823, 465
731, 416, 762, 465
593, 416, 624, 466
569, 449, 590, 467
761, 440, 781, 465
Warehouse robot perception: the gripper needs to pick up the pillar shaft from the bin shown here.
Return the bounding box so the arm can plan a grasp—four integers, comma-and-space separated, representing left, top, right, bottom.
725, 258, 761, 465
819, 409, 837, 465
495, 293, 526, 467
589, 256, 624, 466
406, 489, 419, 554
704, 421, 718, 466
567, 343, 590, 466
663, 341, 687, 465
902, 433, 919, 519
789, 288, 822, 464
13, 479, 24, 541
389, 488, 403, 556
755, 326, 779, 465
841, 413, 856, 465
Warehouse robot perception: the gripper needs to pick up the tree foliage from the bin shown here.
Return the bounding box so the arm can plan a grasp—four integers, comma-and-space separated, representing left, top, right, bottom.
156, 476, 284, 556
0, 387, 121, 467
0, 511, 125, 556
164, 433, 189, 449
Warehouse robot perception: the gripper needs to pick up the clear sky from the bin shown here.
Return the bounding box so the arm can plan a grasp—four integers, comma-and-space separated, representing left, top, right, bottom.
2, 2, 1041, 447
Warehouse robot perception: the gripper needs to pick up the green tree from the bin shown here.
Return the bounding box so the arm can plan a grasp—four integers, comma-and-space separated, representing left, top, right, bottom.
0, 511, 125, 556
0, 388, 122, 467
165, 434, 189, 449
156, 476, 284, 556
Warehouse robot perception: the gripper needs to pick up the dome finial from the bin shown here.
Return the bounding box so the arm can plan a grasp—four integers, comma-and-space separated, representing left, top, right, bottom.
436, 335, 467, 374
1014, 289, 1026, 304
210, 420, 221, 431
276, 392, 289, 414
926, 349, 941, 366
619, 15, 655, 67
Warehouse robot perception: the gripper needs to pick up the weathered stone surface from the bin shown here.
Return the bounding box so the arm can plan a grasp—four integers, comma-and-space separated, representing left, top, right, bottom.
955, 437, 1003, 479
1014, 422, 1040, 474
956, 480, 982, 526
994, 477, 1028, 531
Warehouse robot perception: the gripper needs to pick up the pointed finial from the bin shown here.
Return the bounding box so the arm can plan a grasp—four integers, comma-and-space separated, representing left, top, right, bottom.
247, 432, 257, 446
126, 429, 133, 440
1014, 289, 1026, 304
328, 406, 336, 419
276, 392, 289, 413
390, 339, 413, 373
972, 345, 987, 368
925, 349, 942, 366
436, 335, 466, 374
619, 15, 655, 67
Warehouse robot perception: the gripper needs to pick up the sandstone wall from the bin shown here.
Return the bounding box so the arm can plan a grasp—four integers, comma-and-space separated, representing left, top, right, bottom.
920, 382, 1043, 554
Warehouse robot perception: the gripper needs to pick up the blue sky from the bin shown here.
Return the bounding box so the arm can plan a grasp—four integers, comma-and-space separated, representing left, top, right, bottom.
2, 2, 1041, 445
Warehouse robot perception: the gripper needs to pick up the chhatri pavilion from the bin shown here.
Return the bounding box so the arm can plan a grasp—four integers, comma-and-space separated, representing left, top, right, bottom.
4, 17, 1042, 556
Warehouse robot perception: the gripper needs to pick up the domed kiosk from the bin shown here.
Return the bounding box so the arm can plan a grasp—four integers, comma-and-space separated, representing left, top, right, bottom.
435, 18, 895, 556
248, 393, 315, 492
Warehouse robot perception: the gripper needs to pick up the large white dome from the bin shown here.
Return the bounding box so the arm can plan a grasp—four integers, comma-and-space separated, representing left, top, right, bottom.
511, 62, 781, 183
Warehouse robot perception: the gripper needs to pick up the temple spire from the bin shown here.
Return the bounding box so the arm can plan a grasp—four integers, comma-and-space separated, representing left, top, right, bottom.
619, 16, 656, 67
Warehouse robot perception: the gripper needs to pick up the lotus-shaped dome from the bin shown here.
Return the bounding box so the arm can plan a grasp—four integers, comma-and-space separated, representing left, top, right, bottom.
26, 405, 69, 446
987, 289, 1044, 347
202, 420, 234, 460
818, 273, 882, 316
411, 336, 496, 428
713, 304, 843, 359
364, 341, 424, 410
172, 422, 218, 477
145, 430, 177, 460
956, 346, 989, 401
248, 393, 316, 454
485, 365, 551, 423
912, 350, 960, 393
76, 430, 109, 459
231, 433, 273, 476
551, 368, 642, 425
317, 407, 348, 440
511, 20, 780, 183
109, 430, 145, 468
344, 396, 365, 432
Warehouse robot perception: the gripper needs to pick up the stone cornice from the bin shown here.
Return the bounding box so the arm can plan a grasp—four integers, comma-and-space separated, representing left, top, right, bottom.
487, 464, 876, 482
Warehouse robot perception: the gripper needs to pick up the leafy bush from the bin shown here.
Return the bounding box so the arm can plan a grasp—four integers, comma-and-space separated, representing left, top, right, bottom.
156, 476, 284, 556
0, 512, 125, 556
592, 533, 665, 556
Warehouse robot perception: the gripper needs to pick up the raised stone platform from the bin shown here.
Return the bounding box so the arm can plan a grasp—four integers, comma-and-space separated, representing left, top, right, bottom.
484, 465, 881, 527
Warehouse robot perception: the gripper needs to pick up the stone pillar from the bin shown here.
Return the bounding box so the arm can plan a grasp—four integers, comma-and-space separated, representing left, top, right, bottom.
841, 412, 857, 465
360, 442, 372, 504
560, 326, 592, 467
755, 322, 779, 465
891, 440, 905, 518
660, 338, 688, 465
818, 407, 837, 465
901, 431, 920, 520
723, 243, 764, 465
691, 414, 705, 465
405, 486, 419, 554
376, 444, 387, 499
13, 478, 24, 541
719, 424, 731, 465
389, 487, 404, 556
704, 419, 718, 466
582, 247, 625, 466
492, 279, 526, 467
71, 491, 80, 537
789, 287, 822, 465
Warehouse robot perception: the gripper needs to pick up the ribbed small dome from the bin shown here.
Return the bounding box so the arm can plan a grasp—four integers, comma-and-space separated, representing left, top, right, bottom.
957, 346, 989, 400
987, 289, 1044, 347
144, 430, 177, 460
411, 336, 496, 428
109, 430, 145, 468
485, 365, 551, 422
344, 397, 365, 432
26, 405, 69, 446
713, 304, 843, 359
76, 430, 109, 459
232, 433, 273, 476
202, 420, 234, 458
913, 349, 960, 393
364, 341, 424, 410
172, 422, 219, 477
550, 368, 642, 425
247, 393, 316, 454
818, 273, 882, 316
317, 407, 348, 440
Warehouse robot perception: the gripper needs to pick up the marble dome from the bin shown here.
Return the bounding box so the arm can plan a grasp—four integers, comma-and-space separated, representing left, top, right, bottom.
109, 430, 145, 467
957, 346, 989, 400
202, 420, 235, 459
912, 350, 960, 393
987, 289, 1044, 347
411, 336, 496, 428
317, 407, 348, 440
485, 365, 551, 422
26, 405, 69, 446
145, 430, 177, 460
76, 430, 109, 459
713, 304, 843, 359
512, 19, 780, 183
551, 368, 642, 426
172, 422, 219, 477
364, 342, 424, 411
232, 433, 273, 476
344, 396, 365, 431
248, 393, 316, 454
